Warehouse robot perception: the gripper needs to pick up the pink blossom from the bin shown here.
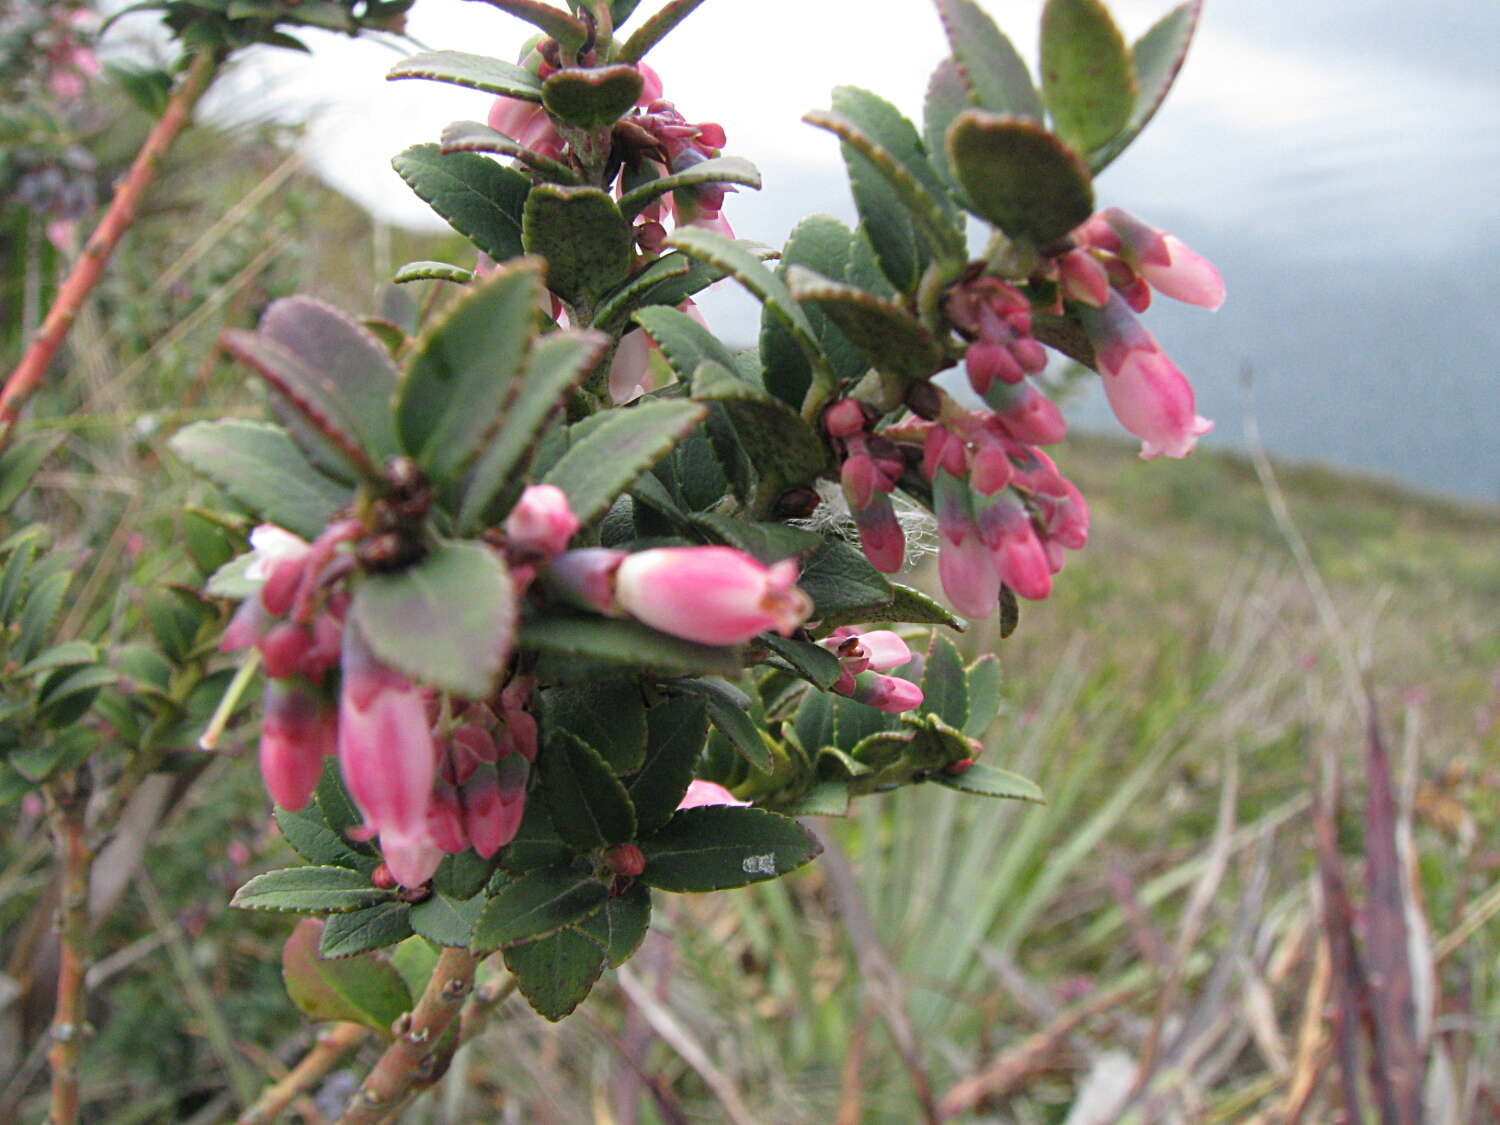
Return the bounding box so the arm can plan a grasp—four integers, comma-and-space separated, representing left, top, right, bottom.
1079, 293, 1213, 460
613, 546, 812, 645
1101, 208, 1225, 310
337, 626, 438, 885
847, 671, 924, 714
486, 96, 563, 160
974, 492, 1052, 600
676, 780, 749, 810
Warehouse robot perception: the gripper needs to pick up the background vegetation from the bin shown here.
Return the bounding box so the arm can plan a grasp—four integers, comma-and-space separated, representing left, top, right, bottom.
1, 72, 1495, 1125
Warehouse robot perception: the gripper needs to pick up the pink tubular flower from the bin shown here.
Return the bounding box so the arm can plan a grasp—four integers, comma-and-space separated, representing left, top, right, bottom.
614, 547, 812, 646
1078, 292, 1213, 460
259, 680, 335, 812
848, 671, 924, 714
676, 779, 749, 810
337, 625, 439, 887
1100, 208, 1225, 310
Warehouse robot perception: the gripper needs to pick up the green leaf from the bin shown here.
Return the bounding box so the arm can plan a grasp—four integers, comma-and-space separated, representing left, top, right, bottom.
617, 0, 710, 61
618, 155, 761, 221
316, 761, 369, 845
469, 0, 587, 48
318, 903, 414, 958
389, 935, 439, 999
539, 733, 638, 849
540, 680, 647, 774
386, 49, 545, 101
761, 634, 842, 691
1092, 1, 1200, 172
9, 728, 93, 783
670, 678, 770, 776
502, 927, 606, 1021
169, 420, 346, 540
457, 330, 609, 533
393, 144, 530, 264
793, 689, 835, 758
434, 850, 496, 901
761, 215, 864, 408
542, 398, 706, 524
817, 582, 962, 631
936, 762, 1044, 803
36, 665, 115, 727
16, 570, 70, 664
775, 780, 851, 818
592, 254, 694, 329
232, 867, 393, 914
19, 640, 98, 677
542, 64, 642, 128
795, 538, 893, 620
396, 257, 544, 484
806, 92, 963, 264
522, 185, 632, 308
0, 526, 43, 625
524, 614, 742, 678
0, 435, 60, 514
275, 805, 378, 873
786, 266, 944, 381
471, 866, 609, 950
688, 515, 822, 564
410, 892, 486, 947
946, 109, 1094, 245
499, 800, 572, 874
1040, 0, 1137, 155
393, 260, 475, 285
933, 0, 1043, 120
283, 918, 412, 1032
639, 807, 822, 892
689, 362, 828, 499
832, 128, 923, 295
259, 296, 403, 463
665, 228, 823, 374
576, 881, 650, 966
439, 120, 580, 183
632, 305, 738, 382
627, 695, 710, 834
963, 653, 1002, 738
924, 57, 970, 198
921, 631, 969, 729
352, 543, 516, 699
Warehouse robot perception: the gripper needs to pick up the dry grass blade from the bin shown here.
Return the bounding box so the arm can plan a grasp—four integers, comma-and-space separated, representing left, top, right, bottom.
614, 965, 758, 1125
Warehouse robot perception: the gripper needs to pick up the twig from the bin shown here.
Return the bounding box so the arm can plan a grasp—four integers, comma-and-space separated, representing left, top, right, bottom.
335, 947, 476, 1125
43, 776, 93, 1125
238, 1023, 368, 1125
456, 969, 517, 1044
0, 49, 223, 447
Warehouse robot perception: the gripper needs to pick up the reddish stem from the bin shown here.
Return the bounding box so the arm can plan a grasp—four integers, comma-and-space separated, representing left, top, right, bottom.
44, 778, 93, 1125
0, 49, 221, 446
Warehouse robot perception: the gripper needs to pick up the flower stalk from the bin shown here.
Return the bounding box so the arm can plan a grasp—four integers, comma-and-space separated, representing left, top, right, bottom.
43, 774, 92, 1125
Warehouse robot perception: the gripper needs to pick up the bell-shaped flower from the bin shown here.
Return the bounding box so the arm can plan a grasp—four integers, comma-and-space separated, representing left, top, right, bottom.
1078, 292, 1213, 460
614, 546, 812, 646
847, 671, 924, 714
259, 679, 334, 812
1101, 208, 1225, 310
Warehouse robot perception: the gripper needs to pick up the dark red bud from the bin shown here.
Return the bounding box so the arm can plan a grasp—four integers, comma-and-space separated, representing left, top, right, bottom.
946, 757, 976, 775
371, 863, 397, 890
603, 843, 646, 877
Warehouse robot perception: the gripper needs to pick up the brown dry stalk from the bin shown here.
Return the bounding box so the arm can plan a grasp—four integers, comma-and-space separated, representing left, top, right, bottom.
335, 947, 477, 1125
238, 1022, 368, 1125
43, 778, 93, 1125
0, 49, 222, 447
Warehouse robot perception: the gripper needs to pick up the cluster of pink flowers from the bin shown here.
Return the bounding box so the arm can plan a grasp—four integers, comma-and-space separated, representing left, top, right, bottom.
1057, 208, 1224, 460
41, 7, 99, 102
820, 627, 923, 713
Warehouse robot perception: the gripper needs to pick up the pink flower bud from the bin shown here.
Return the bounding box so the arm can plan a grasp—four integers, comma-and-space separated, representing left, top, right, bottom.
922, 425, 968, 482
1143, 236, 1226, 310
603, 843, 646, 876
220, 596, 269, 653
965, 340, 1021, 394
986, 382, 1068, 447
260, 622, 314, 680
260, 680, 332, 812
426, 777, 469, 854
505, 484, 579, 560
938, 529, 1001, 620
1079, 293, 1212, 460
841, 451, 880, 511
614, 547, 812, 645
460, 761, 524, 858
676, 779, 748, 810
823, 398, 868, 438
547, 548, 626, 614
1057, 248, 1111, 307
636, 63, 664, 104
853, 491, 905, 573
969, 441, 1016, 494
848, 671, 924, 714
